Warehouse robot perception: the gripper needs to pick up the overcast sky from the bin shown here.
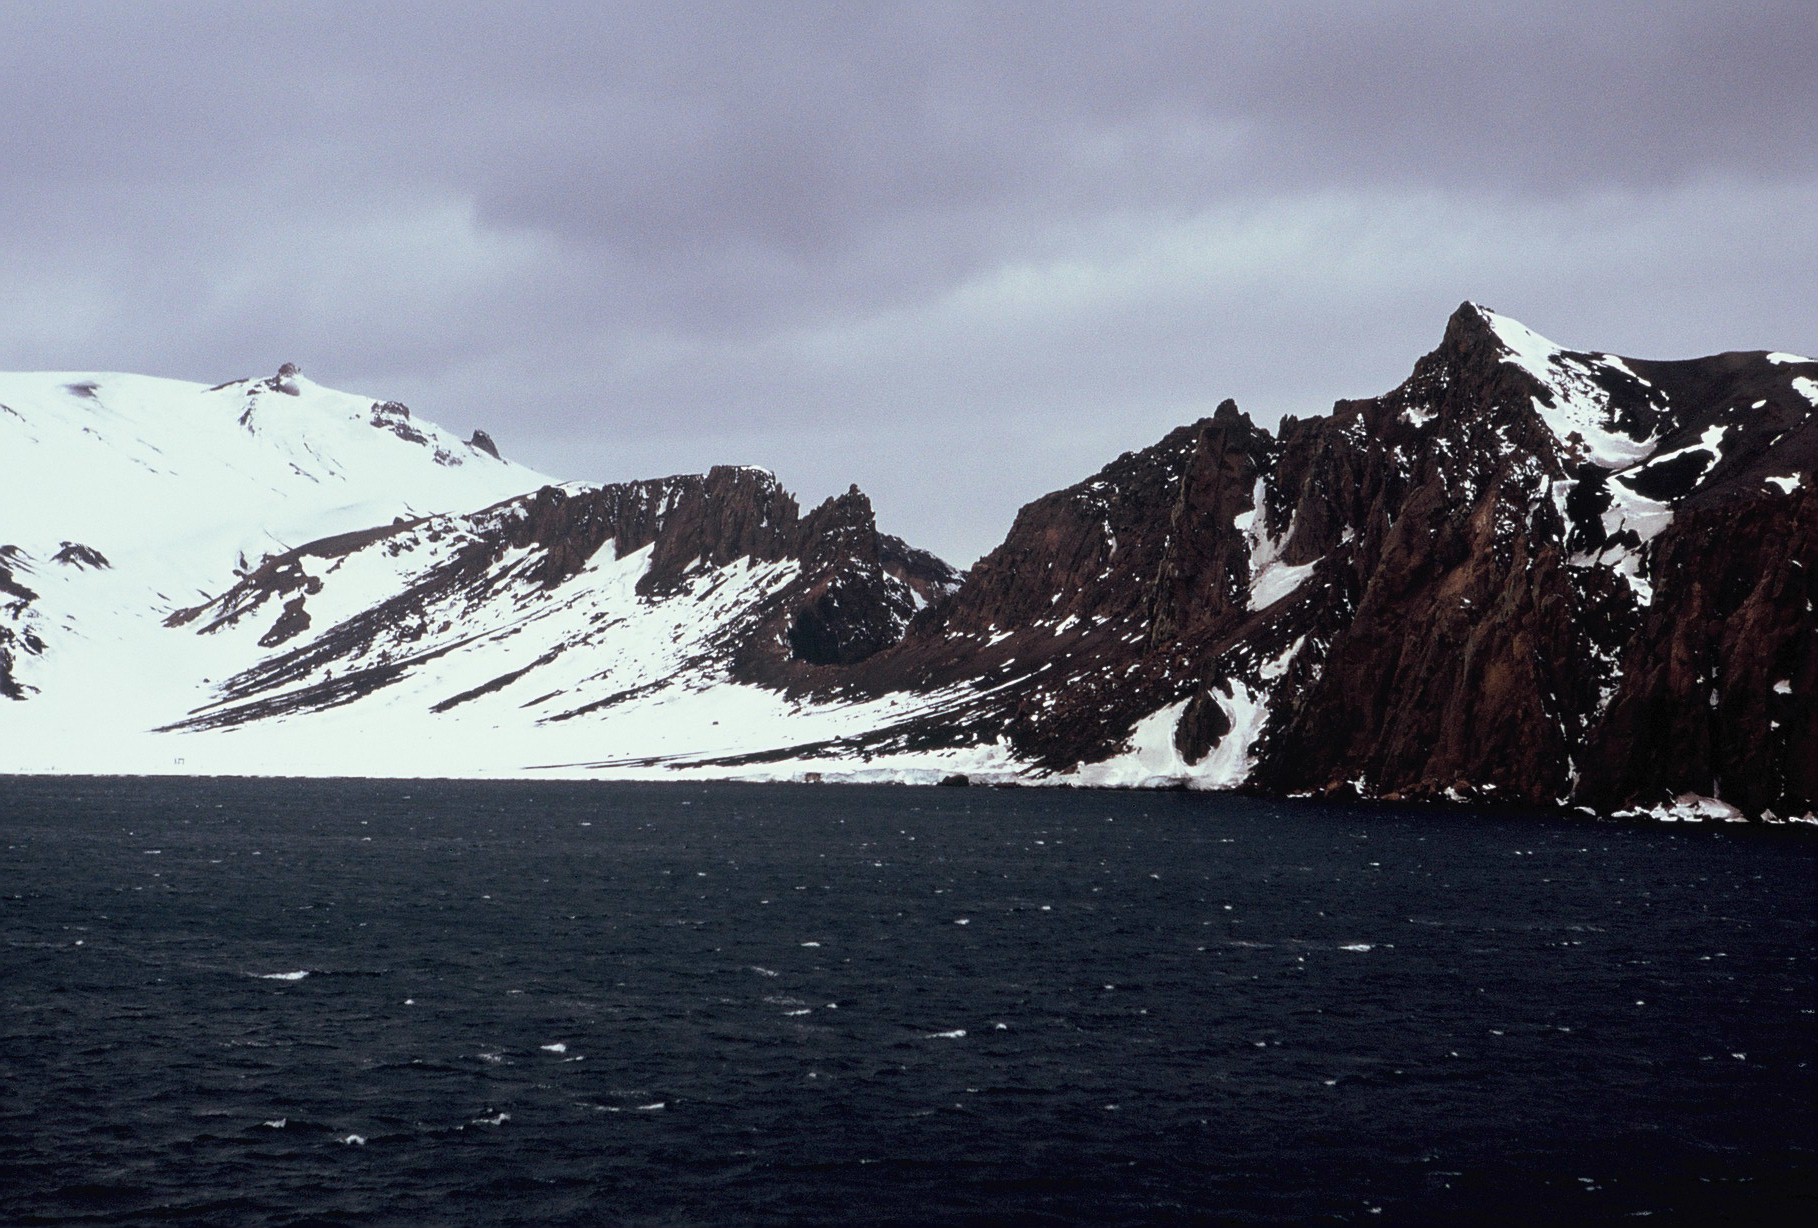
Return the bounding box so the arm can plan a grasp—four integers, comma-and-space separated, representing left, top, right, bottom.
3, 1, 1812, 564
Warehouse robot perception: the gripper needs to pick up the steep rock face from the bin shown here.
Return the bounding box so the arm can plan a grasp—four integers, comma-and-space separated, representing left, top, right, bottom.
1251, 308, 1816, 813
827, 401, 1293, 770
833, 304, 1814, 816
1577, 481, 1818, 816
5, 306, 1807, 814
878, 533, 967, 605
1251, 305, 1605, 802
638, 467, 803, 593
161, 466, 961, 729
775, 486, 908, 667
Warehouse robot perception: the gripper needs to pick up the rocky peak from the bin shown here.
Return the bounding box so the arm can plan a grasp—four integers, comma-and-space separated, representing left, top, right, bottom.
1209, 396, 1249, 428
878, 534, 965, 605
265, 363, 302, 396
369, 400, 429, 446
1423, 303, 1564, 428
796, 485, 881, 570
641, 466, 801, 593
467, 429, 501, 460
921, 412, 1274, 642
770, 486, 917, 670
1146, 405, 1277, 642
1437, 300, 1504, 357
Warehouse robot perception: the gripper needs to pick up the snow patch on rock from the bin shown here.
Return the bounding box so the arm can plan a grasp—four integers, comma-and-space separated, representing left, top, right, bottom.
1479, 308, 1658, 468
1236, 479, 1318, 612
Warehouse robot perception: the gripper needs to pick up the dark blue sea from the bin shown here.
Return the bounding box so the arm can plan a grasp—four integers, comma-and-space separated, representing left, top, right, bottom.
1, 778, 1813, 1226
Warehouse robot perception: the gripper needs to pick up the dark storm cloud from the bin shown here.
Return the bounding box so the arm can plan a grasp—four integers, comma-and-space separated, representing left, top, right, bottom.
1, 1, 1812, 563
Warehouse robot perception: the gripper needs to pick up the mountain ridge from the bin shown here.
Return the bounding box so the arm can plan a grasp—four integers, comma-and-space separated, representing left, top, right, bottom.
3, 308, 1813, 821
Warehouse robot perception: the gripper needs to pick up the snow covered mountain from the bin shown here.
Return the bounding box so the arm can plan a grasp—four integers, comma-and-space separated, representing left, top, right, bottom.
3, 311, 1814, 821
0, 365, 546, 728
0, 364, 964, 776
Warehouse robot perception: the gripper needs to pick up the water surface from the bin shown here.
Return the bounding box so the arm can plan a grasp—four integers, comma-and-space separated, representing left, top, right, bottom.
2, 777, 1812, 1225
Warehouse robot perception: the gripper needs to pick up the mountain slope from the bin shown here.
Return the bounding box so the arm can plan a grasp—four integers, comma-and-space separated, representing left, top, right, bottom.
0, 368, 964, 774
2, 311, 1811, 821
153, 469, 959, 743
794, 304, 1815, 818
0, 364, 548, 714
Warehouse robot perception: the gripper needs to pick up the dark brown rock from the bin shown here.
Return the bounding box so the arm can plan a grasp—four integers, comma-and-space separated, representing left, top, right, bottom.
152, 303, 1814, 819
832, 303, 1816, 817
165, 464, 958, 727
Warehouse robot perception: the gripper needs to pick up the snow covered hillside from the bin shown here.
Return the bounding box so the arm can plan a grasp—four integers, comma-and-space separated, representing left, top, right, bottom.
0, 368, 969, 779
2, 310, 1813, 822
0, 365, 546, 729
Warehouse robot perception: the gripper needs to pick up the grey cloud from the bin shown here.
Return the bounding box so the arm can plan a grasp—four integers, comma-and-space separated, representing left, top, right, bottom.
0, 1, 1811, 565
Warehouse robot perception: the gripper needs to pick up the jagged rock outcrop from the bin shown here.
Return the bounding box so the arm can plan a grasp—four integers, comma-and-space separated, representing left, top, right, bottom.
816, 403, 1288, 766
370, 400, 429, 445
6, 306, 1808, 818
158, 466, 963, 730
1575, 478, 1818, 817
819, 304, 1816, 818
1244, 308, 1816, 816
51, 542, 110, 570
1, 545, 44, 700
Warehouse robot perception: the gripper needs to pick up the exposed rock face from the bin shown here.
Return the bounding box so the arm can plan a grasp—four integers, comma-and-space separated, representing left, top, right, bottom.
878, 533, 966, 605
370, 400, 429, 445
818, 402, 1290, 767
268, 364, 301, 396
1576, 472, 1818, 816
637, 467, 803, 593
1246, 310, 1816, 817
29, 303, 1807, 818
161, 466, 963, 730
0, 546, 36, 602
51, 542, 110, 570
467, 429, 501, 459
775, 485, 905, 667
823, 304, 1816, 818
1, 545, 44, 700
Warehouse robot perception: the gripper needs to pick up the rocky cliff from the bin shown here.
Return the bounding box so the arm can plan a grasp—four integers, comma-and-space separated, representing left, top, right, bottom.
157, 467, 962, 732
3, 308, 1810, 819
806, 304, 1816, 819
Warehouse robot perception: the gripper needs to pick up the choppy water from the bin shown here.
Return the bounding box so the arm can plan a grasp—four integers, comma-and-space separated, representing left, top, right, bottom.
1, 777, 1812, 1226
